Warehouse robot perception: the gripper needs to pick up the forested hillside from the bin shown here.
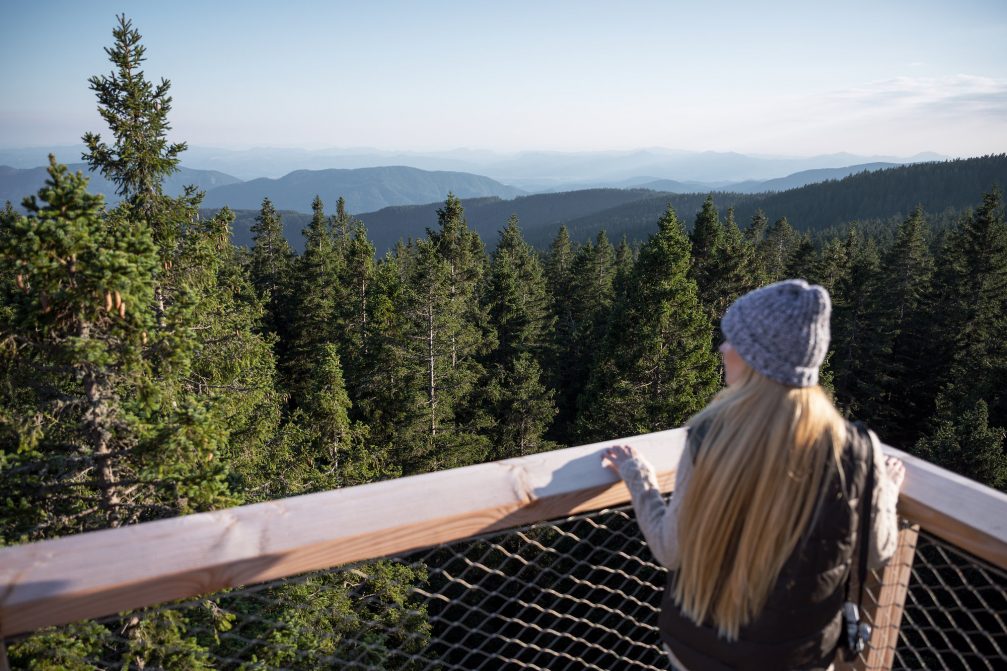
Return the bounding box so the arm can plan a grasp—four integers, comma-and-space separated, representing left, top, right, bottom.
2, 15, 1006, 668
558, 155, 1007, 245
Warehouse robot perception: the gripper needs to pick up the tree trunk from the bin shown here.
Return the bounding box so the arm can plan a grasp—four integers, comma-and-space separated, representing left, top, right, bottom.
80, 323, 122, 528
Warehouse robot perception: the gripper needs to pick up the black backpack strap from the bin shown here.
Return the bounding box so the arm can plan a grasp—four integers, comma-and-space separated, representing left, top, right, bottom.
852, 424, 874, 603
841, 422, 875, 658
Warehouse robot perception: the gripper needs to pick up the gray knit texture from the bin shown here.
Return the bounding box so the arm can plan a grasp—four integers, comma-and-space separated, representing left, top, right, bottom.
721, 279, 831, 387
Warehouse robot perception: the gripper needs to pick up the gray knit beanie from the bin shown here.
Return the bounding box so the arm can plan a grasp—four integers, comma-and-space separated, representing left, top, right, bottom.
720, 279, 831, 387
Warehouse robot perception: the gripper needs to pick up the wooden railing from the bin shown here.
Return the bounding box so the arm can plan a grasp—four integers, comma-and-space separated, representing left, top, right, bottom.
1, 429, 1006, 669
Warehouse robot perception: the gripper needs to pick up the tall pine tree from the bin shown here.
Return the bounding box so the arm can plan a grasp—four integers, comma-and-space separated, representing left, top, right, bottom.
576, 206, 720, 441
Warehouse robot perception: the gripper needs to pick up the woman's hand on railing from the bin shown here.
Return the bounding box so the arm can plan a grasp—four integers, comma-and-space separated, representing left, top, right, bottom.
886, 456, 906, 490
602, 444, 638, 476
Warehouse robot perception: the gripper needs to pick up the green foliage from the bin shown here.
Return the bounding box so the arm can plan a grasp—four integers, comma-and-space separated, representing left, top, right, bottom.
576, 206, 720, 441
82, 14, 186, 241
757, 217, 801, 281
0, 159, 231, 542
7, 621, 110, 670
485, 215, 554, 365
916, 400, 1007, 490
690, 199, 764, 327
249, 197, 295, 344
482, 217, 557, 458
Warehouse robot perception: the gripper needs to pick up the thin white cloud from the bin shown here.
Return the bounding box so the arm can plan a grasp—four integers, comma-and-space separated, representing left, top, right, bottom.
823, 75, 1007, 118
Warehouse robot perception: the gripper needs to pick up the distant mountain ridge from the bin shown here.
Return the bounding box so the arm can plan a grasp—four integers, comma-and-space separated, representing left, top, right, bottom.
0, 163, 241, 207
198, 166, 525, 213
0, 145, 944, 182
349, 155, 1007, 252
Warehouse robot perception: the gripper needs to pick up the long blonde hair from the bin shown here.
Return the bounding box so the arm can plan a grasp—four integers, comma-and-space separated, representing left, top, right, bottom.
675, 366, 847, 641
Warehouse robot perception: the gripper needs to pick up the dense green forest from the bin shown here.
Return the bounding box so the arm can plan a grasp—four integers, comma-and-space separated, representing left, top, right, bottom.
2, 16, 1006, 669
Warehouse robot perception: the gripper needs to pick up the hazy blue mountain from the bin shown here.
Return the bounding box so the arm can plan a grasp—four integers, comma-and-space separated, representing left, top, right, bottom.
0, 162, 242, 208
479, 149, 943, 184
199, 166, 525, 213
0, 145, 945, 184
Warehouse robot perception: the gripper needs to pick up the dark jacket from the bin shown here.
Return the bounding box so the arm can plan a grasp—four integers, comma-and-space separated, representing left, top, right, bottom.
659, 422, 873, 671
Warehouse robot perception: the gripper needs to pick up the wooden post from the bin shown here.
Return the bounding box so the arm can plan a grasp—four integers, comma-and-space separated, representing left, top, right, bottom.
0, 638, 10, 671
836, 522, 920, 671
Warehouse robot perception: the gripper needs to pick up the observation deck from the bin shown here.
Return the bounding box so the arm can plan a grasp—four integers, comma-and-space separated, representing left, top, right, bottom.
1, 428, 1005, 670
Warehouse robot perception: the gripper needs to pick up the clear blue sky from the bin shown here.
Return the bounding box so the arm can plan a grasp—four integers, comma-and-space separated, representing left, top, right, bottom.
2, 0, 1005, 156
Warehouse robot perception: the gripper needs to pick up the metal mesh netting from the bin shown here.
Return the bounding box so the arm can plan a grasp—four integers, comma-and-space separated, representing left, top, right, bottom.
5, 506, 671, 670
888, 529, 1007, 671
6, 512, 1007, 670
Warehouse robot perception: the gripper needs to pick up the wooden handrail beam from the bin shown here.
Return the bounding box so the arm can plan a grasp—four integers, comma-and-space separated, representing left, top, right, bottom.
888, 446, 1007, 568
2, 431, 1006, 640
0, 429, 686, 638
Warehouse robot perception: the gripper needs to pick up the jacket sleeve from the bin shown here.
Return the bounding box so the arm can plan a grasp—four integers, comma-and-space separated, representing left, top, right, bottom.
617, 449, 692, 570
867, 429, 900, 570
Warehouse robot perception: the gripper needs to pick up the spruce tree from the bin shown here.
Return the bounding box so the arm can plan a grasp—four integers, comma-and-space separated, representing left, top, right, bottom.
82, 14, 186, 239
549, 231, 617, 443
483, 216, 557, 458
690, 194, 725, 314
0, 159, 230, 542
830, 228, 883, 418
485, 216, 553, 364
873, 207, 935, 443
339, 220, 377, 403
613, 234, 635, 301
175, 206, 285, 487
365, 198, 492, 473
925, 189, 1007, 431
249, 197, 295, 346
916, 401, 1007, 491
286, 196, 342, 406
576, 206, 720, 441
758, 217, 801, 281
699, 205, 764, 328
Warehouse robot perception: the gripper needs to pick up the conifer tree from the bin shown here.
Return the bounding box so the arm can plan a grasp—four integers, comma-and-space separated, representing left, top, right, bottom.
82, 14, 186, 232
549, 231, 617, 443
613, 234, 635, 301
338, 220, 377, 402
576, 206, 720, 441
482, 216, 557, 458
758, 217, 801, 281
249, 197, 295, 345
485, 216, 554, 364
698, 204, 764, 327
872, 207, 935, 443
366, 198, 492, 473
172, 206, 285, 489
916, 401, 1007, 491
286, 196, 342, 406
785, 234, 817, 280
921, 190, 1007, 433
830, 229, 883, 418
690, 195, 725, 313
745, 209, 769, 245
0, 159, 230, 542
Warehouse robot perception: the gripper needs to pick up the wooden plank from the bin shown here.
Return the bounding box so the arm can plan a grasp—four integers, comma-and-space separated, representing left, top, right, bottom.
0, 429, 687, 638
860, 523, 920, 671
885, 446, 1007, 568
836, 523, 920, 671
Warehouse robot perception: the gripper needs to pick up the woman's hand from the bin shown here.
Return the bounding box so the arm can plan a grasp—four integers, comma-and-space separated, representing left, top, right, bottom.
602, 444, 638, 476
885, 456, 906, 490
